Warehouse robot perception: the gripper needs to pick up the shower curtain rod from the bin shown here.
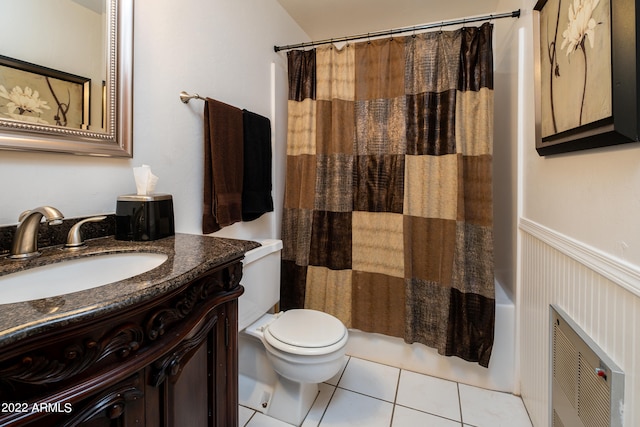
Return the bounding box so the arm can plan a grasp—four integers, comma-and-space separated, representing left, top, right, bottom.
274, 9, 520, 52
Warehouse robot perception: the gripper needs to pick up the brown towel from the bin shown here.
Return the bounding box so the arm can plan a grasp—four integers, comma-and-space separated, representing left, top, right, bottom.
203, 98, 244, 233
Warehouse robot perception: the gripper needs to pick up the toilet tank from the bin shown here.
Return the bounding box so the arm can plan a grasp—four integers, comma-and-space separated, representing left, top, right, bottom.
239, 239, 283, 330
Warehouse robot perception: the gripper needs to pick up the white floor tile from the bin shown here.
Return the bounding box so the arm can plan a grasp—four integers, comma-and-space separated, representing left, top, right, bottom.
337, 357, 399, 402
458, 384, 532, 427
392, 406, 462, 427
301, 383, 336, 427
240, 358, 532, 427
396, 370, 461, 422
320, 388, 394, 427
239, 405, 256, 426
246, 411, 296, 427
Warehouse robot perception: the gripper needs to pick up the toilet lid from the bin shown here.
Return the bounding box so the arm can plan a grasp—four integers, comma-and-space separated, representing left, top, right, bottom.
266, 309, 346, 348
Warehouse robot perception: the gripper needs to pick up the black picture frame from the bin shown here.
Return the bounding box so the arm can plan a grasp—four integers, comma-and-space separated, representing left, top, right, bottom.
0, 55, 90, 130
534, 0, 639, 155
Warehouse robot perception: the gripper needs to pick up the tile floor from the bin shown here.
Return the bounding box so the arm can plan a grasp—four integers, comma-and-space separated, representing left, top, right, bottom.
239, 356, 533, 427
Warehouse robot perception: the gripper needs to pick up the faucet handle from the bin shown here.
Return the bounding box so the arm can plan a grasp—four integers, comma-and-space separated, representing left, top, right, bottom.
65, 216, 107, 248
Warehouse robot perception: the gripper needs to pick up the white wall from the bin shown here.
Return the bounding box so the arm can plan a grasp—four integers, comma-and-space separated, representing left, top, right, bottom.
493, 0, 523, 300
519, 0, 640, 267
513, 0, 640, 425
0, 0, 308, 242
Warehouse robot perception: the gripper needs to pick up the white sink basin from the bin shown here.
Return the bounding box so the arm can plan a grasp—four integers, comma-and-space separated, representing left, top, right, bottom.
0, 252, 168, 304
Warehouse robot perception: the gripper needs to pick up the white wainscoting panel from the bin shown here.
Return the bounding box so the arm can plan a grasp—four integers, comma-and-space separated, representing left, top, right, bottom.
520, 219, 639, 427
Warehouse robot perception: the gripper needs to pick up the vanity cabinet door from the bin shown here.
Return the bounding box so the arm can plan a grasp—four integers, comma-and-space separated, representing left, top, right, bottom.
0, 372, 146, 427
47, 301, 239, 427
144, 299, 239, 427
60, 373, 146, 426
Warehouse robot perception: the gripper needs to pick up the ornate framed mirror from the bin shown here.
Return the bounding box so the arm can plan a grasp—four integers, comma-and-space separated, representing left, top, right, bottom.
0, 0, 133, 157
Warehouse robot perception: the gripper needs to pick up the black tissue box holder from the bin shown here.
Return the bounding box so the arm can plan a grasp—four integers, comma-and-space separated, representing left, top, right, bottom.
115, 194, 175, 241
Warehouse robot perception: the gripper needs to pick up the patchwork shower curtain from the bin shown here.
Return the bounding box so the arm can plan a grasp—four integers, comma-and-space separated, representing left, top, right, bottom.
281, 23, 495, 367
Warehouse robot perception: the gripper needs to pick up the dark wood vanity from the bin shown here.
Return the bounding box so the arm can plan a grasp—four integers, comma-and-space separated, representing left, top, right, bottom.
0, 234, 258, 426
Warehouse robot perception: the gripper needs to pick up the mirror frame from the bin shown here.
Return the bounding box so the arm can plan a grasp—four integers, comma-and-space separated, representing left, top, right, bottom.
0, 0, 133, 157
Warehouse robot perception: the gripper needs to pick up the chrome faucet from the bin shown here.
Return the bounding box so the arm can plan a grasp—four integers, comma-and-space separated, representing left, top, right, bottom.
9, 206, 64, 260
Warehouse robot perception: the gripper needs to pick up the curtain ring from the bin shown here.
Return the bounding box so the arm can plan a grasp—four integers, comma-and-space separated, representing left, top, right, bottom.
412, 26, 417, 38
439, 22, 444, 34
367, 33, 371, 44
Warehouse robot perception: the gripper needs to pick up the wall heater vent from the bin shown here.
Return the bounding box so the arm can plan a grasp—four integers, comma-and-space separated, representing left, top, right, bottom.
551, 305, 624, 427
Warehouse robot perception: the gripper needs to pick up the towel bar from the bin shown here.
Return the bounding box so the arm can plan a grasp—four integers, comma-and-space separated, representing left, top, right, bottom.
179, 91, 206, 104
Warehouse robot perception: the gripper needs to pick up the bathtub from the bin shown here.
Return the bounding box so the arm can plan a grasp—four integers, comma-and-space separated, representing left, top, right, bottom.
345, 280, 516, 393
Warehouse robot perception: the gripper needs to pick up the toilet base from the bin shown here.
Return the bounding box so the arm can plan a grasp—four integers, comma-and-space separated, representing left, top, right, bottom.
239, 333, 319, 426
239, 372, 318, 426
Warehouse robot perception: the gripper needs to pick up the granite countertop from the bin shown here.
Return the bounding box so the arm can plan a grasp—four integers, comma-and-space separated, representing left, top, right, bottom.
0, 233, 260, 349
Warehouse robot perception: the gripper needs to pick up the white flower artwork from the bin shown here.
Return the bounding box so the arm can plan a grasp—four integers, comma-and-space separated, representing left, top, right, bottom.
561, 0, 600, 55
538, 0, 612, 138
0, 57, 89, 130
0, 85, 51, 124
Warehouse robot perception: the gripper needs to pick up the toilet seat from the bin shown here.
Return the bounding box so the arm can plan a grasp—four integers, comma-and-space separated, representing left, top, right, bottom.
263, 309, 347, 356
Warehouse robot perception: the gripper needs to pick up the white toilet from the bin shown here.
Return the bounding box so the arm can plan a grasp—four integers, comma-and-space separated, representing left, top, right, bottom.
238, 239, 348, 426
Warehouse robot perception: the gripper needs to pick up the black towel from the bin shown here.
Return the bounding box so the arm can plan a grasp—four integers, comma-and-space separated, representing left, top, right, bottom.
242, 110, 273, 221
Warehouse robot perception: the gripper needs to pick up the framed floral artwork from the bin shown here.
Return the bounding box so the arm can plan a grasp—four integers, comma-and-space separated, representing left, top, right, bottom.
534, 0, 640, 155
0, 55, 90, 130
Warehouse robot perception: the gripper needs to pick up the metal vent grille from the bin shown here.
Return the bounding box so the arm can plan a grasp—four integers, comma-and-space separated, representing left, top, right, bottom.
554, 327, 578, 407
578, 356, 610, 427
553, 409, 566, 427
551, 305, 624, 427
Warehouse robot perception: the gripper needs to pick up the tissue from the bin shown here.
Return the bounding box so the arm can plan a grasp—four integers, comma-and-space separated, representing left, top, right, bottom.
133, 164, 159, 195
